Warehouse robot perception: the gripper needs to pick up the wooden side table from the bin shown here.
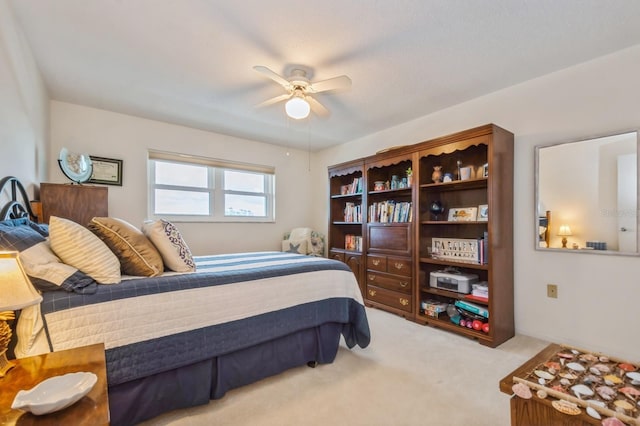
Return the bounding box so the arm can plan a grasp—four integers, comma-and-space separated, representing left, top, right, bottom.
0, 343, 109, 425
500, 343, 600, 426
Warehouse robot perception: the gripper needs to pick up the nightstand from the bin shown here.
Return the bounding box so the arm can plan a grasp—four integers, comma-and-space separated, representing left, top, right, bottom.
0, 343, 109, 425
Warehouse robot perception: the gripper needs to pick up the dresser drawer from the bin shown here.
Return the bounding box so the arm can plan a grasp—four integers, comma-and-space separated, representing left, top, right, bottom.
386, 256, 412, 277
366, 285, 412, 313
367, 255, 387, 272
366, 271, 411, 294
329, 250, 345, 262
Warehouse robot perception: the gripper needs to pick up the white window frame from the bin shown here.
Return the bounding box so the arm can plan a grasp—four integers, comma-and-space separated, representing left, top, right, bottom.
148, 150, 275, 223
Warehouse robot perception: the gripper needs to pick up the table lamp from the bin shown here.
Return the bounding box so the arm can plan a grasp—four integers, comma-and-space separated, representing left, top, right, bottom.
0, 251, 42, 377
557, 225, 572, 249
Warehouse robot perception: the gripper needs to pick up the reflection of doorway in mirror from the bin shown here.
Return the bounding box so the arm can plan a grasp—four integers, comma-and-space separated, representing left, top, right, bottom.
618, 153, 637, 253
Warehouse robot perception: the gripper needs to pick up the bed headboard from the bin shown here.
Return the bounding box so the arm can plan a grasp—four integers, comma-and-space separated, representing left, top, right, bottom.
0, 176, 38, 221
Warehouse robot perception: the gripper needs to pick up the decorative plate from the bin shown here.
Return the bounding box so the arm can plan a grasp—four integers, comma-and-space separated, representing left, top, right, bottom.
58, 148, 93, 183
11, 372, 98, 415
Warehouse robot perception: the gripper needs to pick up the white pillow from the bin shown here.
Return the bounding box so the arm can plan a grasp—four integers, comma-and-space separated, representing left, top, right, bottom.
141, 219, 196, 272
49, 216, 121, 284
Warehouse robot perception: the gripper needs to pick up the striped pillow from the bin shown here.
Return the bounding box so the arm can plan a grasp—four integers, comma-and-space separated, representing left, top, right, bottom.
49, 216, 121, 284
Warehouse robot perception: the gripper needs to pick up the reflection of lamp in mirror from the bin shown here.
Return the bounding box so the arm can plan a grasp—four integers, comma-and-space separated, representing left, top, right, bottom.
557, 225, 572, 248
0, 252, 42, 377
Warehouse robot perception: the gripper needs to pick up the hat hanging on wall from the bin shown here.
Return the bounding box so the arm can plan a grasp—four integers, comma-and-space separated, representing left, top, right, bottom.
58, 148, 93, 184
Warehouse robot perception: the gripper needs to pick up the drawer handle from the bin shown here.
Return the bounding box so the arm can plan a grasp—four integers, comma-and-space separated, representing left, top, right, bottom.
399, 298, 409, 306
400, 281, 408, 288
368, 289, 377, 297
372, 259, 381, 266
394, 262, 404, 270
368, 274, 376, 281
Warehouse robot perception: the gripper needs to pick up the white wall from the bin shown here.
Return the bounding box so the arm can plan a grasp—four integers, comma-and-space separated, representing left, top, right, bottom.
311, 45, 640, 360
49, 101, 315, 255
0, 0, 48, 196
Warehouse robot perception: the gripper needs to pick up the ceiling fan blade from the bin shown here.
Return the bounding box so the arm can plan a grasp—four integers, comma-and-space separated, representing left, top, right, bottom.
255, 93, 291, 108
307, 96, 330, 117
308, 75, 352, 93
253, 66, 292, 90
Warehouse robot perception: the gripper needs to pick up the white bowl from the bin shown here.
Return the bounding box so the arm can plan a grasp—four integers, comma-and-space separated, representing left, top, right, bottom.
11, 372, 98, 415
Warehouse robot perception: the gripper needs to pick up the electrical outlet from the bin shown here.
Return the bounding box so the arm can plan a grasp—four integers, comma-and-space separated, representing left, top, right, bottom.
547, 284, 558, 299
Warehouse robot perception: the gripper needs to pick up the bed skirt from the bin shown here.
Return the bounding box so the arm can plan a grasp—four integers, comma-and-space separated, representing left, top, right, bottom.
109, 322, 343, 426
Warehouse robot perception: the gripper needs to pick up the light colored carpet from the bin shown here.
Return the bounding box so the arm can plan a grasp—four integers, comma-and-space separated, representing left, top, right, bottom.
141, 308, 549, 426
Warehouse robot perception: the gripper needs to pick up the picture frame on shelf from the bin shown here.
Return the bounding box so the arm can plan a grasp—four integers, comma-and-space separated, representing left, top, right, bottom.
477, 204, 488, 221
89, 156, 123, 186
481, 163, 489, 178
448, 207, 478, 222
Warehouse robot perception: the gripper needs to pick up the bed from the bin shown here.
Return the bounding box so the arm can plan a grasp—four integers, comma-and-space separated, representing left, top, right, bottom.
0, 176, 371, 425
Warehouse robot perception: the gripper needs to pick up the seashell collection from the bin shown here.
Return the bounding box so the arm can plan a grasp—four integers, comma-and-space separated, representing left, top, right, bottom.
515, 346, 639, 424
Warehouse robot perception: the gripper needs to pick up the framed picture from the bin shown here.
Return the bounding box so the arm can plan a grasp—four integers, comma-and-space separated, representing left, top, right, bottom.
477, 204, 488, 221
448, 207, 477, 222
89, 156, 123, 186
481, 163, 489, 178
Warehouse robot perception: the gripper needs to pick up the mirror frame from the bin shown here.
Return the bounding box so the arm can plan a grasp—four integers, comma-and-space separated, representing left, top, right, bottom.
534, 128, 640, 256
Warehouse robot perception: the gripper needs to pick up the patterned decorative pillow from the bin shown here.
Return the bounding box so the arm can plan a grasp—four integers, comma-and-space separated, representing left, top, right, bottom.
281, 239, 307, 254
49, 216, 121, 284
0, 219, 97, 293
141, 219, 195, 272
88, 217, 164, 277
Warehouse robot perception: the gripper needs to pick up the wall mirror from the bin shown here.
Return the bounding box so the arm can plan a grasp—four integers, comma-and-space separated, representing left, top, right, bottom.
535, 130, 639, 255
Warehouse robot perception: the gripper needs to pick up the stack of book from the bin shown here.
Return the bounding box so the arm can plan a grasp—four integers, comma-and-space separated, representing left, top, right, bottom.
368, 201, 412, 223
343, 202, 362, 222
345, 234, 362, 252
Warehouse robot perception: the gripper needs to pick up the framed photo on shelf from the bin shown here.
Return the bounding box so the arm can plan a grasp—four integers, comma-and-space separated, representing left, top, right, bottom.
89, 156, 123, 186
448, 207, 477, 222
481, 163, 489, 178
477, 204, 488, 221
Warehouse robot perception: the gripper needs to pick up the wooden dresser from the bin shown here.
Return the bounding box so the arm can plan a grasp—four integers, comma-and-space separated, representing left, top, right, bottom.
39, 183, 108, 226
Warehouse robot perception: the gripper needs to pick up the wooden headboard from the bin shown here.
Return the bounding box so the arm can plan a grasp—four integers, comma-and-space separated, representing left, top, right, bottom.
0, 176, 38, 221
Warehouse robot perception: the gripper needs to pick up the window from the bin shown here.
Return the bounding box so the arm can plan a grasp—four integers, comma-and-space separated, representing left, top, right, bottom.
148, 151, 275, 222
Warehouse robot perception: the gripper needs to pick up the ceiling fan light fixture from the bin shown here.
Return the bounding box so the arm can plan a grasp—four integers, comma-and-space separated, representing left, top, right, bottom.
285, 95, 310, 120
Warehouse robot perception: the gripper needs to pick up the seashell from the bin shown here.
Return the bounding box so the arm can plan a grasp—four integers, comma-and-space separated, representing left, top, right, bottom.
589, 367, 601, 376
547, 367, 557, 375
551, 384, 568, 394
582, 374, 601, 385
534, 370, 555, 380
632, 380, 640, 386
571, 349, 580, 355
585, 406, 601, 420
558, 352, 574, 359
596, 385, 616, 400
579, 353, 598, 362
592, 363, 611, 373
559, 372, 578, 380
536, 389, 547, 399
566, 362, 585, 372
538, 378, 546, 385
560, 378, 571, 386
551, 399, 581, 415
512, 383, 532, 399
614, 399, 634, 411
571, 384, 594, 398
599, 356, 609, 363
601, 418, 625, 426
626, 371, 640, 381
618, 363, 637, 372
544, 361, 561, 370
603, 374, 622, 385
619, 386, 640, 397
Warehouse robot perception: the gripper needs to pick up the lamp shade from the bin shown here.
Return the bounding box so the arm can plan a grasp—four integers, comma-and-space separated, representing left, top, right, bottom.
285, 95, 310, 120
0, 252, 42, 311
557, 225, 572, 236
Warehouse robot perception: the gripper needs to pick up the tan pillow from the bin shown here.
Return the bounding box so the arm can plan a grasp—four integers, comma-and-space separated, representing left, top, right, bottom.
141, 219, 195, 272
88, 217, 164, 277
49, 216, 121, 284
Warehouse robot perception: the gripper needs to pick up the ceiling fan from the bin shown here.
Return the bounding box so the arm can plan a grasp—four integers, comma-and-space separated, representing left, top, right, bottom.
253, 65, 351, 119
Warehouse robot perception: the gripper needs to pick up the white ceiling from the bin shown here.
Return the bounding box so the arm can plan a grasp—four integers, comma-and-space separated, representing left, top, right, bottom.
10, 0, 640, 151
